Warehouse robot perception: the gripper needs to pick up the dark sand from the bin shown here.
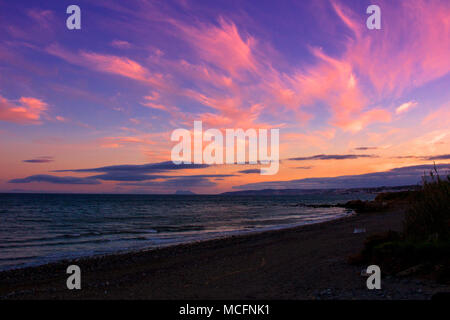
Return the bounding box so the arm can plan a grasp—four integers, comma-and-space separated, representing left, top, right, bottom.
1, 208, 448, 300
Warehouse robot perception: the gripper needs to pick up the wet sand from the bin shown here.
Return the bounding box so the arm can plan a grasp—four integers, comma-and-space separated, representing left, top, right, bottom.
1, 208, 448, 299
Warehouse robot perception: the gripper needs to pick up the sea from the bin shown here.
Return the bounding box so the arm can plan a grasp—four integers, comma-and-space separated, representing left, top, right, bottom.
0, 193, 375, 271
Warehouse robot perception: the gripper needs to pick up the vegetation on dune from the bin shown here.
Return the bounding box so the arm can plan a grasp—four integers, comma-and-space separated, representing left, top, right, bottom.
404, 168, 450, 241
349, 167, 450, 283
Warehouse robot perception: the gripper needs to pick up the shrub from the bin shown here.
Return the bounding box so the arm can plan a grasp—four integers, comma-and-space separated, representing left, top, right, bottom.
404, 167, 450, 241
349, 167, 450, 283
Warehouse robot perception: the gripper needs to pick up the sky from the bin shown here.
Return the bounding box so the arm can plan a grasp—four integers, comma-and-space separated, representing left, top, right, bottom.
0, 0, 449, 194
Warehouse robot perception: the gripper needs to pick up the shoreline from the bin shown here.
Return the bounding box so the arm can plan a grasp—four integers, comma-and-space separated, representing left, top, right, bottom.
1, 206, 448, 299
0, 209, 355, 273
0, 208, 354, 273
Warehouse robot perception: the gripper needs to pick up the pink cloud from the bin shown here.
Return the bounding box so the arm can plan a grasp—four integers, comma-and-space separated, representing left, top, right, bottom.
171, 17, 257, 77
46, 44, 164, 87
81, 52, 150, 81
260, 47, 375, 131
128, 0, 447, 136
0, 95, 47, 124
173, 59, 235, 89
55, 115, 67, 122
45, 1, 448, 138
333, 0, 450, 96
141, 101, 169, 112
336, 109, 392, 133
259, 0, 448, 131
27, 9, 54, 30
396, 101, 418, 114
181, 90, 274, 129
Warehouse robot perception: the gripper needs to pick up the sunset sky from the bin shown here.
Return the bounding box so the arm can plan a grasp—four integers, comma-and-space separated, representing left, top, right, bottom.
0, 0, 449, 194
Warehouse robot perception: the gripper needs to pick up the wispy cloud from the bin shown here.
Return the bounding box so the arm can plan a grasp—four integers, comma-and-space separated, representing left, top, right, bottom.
46, 43, 164, 86
392, 154, 450, 161
22, 156, 53, 163
9, 175, 100, 185
0, 95, 47, 124
396, 101, 418, 114
234, 164, 450, 190
88, 173, 166, 182
425, 154, 450, 160
354, 147, 378, 151
171, 17, 257, 77
87, 172, 234, 182
289, 154, 377, 161
54, 161, 210, 174
238, 169, 260, 174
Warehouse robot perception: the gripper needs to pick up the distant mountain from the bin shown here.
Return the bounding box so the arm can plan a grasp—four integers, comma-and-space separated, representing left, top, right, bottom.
175, 190, 196, 195
221, 185, 417, 196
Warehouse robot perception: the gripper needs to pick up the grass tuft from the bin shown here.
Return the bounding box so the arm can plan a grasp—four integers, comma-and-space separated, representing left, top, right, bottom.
404, 166, 450, 241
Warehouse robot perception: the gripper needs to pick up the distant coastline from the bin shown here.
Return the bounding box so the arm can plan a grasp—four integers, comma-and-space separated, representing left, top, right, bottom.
2, 184, 418, 196
220, 185, 418, 196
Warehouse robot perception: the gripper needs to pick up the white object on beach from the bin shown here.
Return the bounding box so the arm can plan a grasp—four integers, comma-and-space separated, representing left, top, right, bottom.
353, 228, 366, 234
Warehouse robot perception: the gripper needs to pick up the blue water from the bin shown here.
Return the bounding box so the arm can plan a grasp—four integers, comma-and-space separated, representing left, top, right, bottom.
0, 193, 374, 271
